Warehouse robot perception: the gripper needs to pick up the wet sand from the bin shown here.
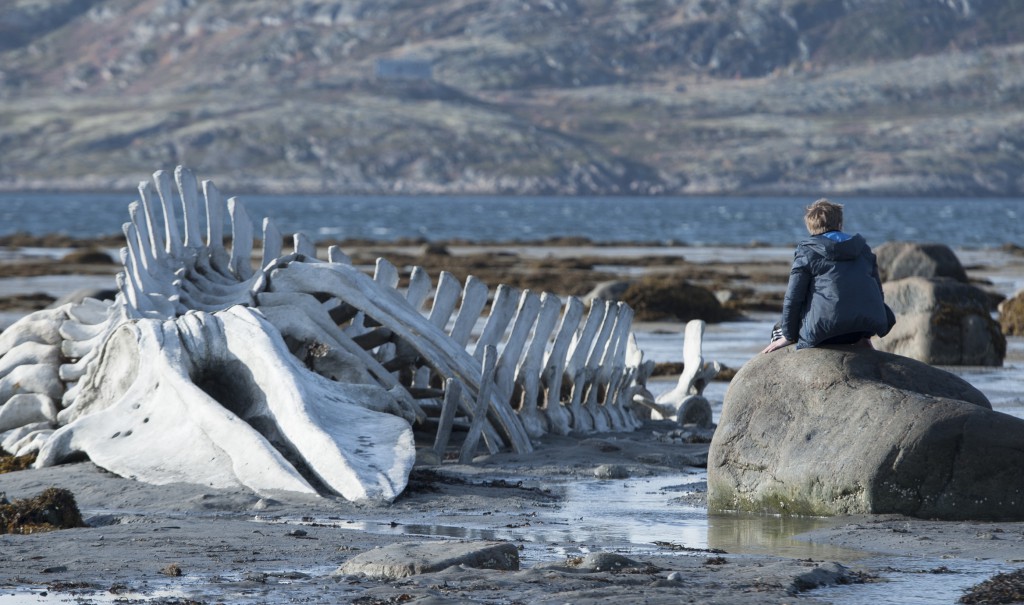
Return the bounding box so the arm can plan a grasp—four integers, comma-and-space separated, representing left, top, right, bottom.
1, 240, 1023, 604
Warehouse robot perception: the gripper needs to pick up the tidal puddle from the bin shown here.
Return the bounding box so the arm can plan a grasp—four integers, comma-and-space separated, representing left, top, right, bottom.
813, 557, 1016, 605
261, 474, 870, 564
706, 512, 868, 561
262, 474, 714, 562
254, 474, 1016, 604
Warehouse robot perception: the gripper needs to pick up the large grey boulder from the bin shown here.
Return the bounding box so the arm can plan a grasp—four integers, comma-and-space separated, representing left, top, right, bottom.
708, 346, 1024, 520
875, 277, 1005, 366
873, 241, 968, 283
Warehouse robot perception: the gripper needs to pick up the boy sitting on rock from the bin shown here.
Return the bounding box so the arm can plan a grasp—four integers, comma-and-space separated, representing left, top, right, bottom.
763, 199, 895, 353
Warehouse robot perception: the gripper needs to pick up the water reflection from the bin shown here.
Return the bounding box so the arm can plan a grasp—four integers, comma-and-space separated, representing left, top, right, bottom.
261, 475, 876, 564
707, 512, 869, 561
297, 475, 713, 561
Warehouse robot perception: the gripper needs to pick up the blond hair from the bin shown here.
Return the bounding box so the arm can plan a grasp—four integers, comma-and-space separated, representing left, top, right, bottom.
804, 198, 843, 235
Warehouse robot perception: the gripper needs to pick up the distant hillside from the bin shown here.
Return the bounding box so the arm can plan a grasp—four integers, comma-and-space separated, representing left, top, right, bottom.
1, 0, 1022, 196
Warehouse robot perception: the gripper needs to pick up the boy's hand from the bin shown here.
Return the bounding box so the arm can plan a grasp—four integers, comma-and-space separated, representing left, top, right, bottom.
762, 337, 791, 354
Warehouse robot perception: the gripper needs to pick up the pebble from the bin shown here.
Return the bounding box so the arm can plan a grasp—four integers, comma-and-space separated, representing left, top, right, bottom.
593, 464, 629, 479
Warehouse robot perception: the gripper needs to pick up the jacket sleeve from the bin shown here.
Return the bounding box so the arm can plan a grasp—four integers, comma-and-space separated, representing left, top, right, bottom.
780, 251, 811, 342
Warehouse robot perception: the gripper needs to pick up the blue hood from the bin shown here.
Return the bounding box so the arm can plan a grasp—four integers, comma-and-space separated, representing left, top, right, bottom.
801, 231, 866, 261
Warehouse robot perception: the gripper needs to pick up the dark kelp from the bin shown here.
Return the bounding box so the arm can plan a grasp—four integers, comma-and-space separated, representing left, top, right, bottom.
0, 487, 86, 534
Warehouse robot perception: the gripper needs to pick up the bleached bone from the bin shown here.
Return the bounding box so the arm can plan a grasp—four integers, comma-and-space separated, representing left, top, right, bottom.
514, 292, 563, 438
539, 297, 585, 435
0, 166, 689, 502
640, 319, 720, 427
37, 308, 413, 500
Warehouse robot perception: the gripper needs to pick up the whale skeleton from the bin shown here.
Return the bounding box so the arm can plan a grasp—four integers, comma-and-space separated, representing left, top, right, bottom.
0, 167, 716, 502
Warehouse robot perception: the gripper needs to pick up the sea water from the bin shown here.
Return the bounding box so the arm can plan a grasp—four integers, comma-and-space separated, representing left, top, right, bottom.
0, 192, 1021, 248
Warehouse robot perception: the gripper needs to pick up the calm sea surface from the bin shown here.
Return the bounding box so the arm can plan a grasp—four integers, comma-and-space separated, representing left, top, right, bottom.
0, 192, 1021, 247
0, 195, 1022, 604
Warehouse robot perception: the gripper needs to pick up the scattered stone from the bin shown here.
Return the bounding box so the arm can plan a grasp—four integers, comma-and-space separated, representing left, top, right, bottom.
572, 552, 646, 572
789, 562, 858, 593
593, 464, 629, 479
673, 396, 714, 427
652, 427, 716, 445
336, 541, 519, 579
251, 498, 277, 511
160, 563, 182, 577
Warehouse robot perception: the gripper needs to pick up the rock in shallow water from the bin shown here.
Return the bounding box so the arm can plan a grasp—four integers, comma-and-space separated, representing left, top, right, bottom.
336, 541, 519, 579
876, 276, 1005, 366
708, 346, 1024, 520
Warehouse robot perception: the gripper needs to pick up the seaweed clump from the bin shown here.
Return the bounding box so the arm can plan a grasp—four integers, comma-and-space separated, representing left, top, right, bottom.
621, 274, 737, 323
0, 452, 36, 474
961, 567, 1024, 604
0, 487, 86, 534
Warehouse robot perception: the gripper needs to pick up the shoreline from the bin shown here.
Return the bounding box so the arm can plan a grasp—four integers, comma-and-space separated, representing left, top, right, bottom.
2, 424, 1023, 604
1, 241, 1023, 603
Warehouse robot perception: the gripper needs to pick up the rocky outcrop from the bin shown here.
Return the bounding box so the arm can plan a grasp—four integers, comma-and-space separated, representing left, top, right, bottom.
874, 242, 968, 283
1, 1, 1023, 196
708, 346, 1024, 520
875, 277, 1005, 366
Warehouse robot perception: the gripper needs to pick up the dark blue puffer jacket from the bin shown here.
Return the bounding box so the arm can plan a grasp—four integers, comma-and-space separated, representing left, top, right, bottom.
780, 232, 894, 349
